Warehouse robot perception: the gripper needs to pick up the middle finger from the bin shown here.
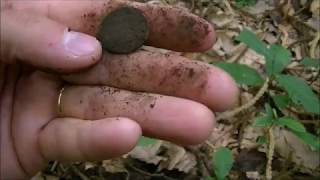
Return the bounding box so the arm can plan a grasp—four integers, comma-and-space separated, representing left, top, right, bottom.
64, 51, 238, 112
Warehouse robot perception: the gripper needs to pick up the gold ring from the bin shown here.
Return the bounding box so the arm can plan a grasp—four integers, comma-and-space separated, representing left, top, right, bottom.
57, 87, 65, 113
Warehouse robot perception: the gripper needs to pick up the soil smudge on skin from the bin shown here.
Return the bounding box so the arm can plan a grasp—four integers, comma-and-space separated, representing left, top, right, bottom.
83, 86, 158, 121
139, 5, 213, 51
100, 51, 211, 97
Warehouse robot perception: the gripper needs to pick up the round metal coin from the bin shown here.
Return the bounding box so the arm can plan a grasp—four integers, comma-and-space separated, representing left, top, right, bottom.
97, 6, 149, 54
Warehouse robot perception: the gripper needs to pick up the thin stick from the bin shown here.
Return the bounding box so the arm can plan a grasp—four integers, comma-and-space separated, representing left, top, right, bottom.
216, 78, 270, 121
266, 127, 275, 180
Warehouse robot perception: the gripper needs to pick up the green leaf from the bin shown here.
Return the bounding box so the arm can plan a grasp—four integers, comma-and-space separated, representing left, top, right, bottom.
291, 131, 320, 151
236, 29, 269, 57
301, 57, 320, 68
254, 104, 274, 127
265, 103, 274, 119
236, 29, 292, 75
266, 44, 291, 75
256, 135, 267, 145
276, 75, 320, 114
272, 94, 290, 109
214, 62, 264, 86
254, 116, 273, 127
275, 117, 306, 132
213, 147, 234, 180
137, 136, 157, 147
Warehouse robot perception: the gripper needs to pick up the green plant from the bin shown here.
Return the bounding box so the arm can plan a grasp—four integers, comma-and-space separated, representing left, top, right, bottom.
254, 104, 320, 150
213, 28, 320, 177
216, 29, 320, 150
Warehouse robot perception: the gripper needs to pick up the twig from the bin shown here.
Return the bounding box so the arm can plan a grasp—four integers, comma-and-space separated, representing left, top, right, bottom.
188, 147, 212, 178
189, 0, 195, 12
309, 32, 320, 59
223, 0, 235, 15
266, 127, 275, 180
274, 166, 298, 180
300, 119, 320, 125
205, 140, 215, 150
216, 78, 270, 121
126, 162, 177, 180
50, 161, 59, 172
288, 15, 317, 34
279, 24, 290, 47
288, 37, 313, 49
70, 164, 90, 180
228, 46, 249, 63
205, 121, 242, 148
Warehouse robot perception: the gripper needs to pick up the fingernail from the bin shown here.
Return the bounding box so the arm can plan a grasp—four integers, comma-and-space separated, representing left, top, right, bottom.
63, 30, 99, 57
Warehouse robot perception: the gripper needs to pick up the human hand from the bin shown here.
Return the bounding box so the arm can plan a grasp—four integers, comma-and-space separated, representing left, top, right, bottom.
0, 0, 238, 179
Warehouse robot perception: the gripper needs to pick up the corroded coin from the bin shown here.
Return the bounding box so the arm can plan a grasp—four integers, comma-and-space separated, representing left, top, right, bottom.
97, 6, 149, 54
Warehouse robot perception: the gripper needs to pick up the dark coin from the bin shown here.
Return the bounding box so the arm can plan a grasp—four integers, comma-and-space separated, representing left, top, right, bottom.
97, 6, 149, 54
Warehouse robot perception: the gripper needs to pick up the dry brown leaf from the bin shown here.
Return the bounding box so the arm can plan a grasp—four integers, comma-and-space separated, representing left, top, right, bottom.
84, 162, 96, 170
241, 125, 266, 152
129, 141, 196, 173
158, 143, 197, 173
310, 0, 320, 16
274, 128, 320, 174
208, 123, 237, 148
31, 173, 59, 180
102, 159, 127, 174
246, 171, 262, 180
244, 0, 273, 16
129, 140, 165, 165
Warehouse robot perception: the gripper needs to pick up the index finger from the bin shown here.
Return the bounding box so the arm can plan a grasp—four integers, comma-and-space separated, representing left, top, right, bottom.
6, 0, 215, 52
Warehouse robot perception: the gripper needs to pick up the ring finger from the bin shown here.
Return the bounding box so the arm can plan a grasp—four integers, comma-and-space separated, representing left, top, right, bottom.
59, 85, 214, 145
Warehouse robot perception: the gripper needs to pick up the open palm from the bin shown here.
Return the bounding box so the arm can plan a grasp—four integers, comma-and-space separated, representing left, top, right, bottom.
0, 0, 238, 179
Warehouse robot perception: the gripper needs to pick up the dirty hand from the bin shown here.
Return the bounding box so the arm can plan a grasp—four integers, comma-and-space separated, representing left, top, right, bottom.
0, 0, 238, 179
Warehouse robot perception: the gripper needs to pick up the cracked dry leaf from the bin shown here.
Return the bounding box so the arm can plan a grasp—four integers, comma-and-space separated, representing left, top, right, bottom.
235, 149, 266, 173
217, 31, 240, 56
212, 37, 226, 57
244, 0, 273, 16
246, 171, 262, 180
208, 124, 236, 148
274, 128, 320, 174
210, 13, 234, 28
310, 0, 320, 16
31, 173, 59, 180
84, 162, 96, 170
158, 143, 196, 173
130, 140, 196, 173
239, 49, 265, 74
307, 16, 320, 31
102, 159, 127, 174
241, 125, 266, 152
129, 140, 165, 165
160, 143, 186, 170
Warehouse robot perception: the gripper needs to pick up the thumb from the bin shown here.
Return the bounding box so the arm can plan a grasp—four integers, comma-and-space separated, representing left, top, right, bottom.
1, 10, 102, 73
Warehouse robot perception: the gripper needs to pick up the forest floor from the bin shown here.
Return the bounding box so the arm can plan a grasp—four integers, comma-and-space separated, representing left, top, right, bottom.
33, 0, 320, 179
